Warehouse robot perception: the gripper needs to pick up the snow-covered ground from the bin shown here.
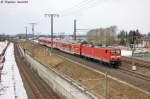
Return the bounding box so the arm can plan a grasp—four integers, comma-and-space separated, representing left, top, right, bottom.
121, 50, 132, 57
0, 41, 7, 54
121, 49, 150, 57
0, 43, 28, 99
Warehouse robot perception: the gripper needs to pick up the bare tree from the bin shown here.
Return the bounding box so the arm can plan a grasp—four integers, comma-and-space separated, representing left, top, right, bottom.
86, 26, 117, 46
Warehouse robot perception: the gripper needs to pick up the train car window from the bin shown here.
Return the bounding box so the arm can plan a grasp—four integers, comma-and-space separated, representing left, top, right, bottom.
111, 50, 116, 54
111, 50, 120, 54
116, 50, 121, 54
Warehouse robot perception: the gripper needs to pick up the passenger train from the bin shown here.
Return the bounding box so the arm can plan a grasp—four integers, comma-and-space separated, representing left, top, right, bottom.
38, 37, 121, 68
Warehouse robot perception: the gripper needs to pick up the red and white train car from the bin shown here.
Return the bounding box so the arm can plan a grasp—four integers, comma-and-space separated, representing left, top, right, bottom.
38, 37, 51, 47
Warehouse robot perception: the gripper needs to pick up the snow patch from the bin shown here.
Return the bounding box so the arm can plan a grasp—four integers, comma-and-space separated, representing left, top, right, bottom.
0, 43, 28, 99
121, 50, 132, 57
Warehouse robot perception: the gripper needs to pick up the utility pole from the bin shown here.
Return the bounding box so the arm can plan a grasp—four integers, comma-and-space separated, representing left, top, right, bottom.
25, 26, 28, 40
29, 23, 37, 41
29, 23, 37, 57
74, 19, 77, 40
126, 31, 128, 47
131, 31, 137, 71
105, 72, 108, 99
45, 14, 59, 47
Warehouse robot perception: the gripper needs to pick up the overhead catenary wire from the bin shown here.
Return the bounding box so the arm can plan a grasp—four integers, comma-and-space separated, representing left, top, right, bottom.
60, 0, 93, 13
59, 0, 106, 17
60, 0, 96, 16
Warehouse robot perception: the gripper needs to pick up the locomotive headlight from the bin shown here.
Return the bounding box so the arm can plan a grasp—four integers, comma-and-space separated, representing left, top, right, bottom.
111, 56, 115, 60
116, 56, 121, 58
111, 56, 121, 60
111, 56, 115, 58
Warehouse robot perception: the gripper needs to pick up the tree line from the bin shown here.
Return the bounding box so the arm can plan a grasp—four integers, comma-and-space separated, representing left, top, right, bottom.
86, 26, 149, 48
118, 29, 141, 48
86, 26, 117, 46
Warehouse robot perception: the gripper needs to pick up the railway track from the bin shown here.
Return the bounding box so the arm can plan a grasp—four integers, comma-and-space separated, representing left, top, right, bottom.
19, 42, 150, 98
14, 43, 60, 99
56, 48, 150, 82
120, 61, 150, 80
118, 67, 150, 82
22, 42, 150, 93
41, 46, 150, 93
123, 57, 150, 68
38, 44, 150, 82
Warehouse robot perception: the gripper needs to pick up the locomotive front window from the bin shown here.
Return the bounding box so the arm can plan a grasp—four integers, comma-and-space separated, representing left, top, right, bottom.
111, 50, 116, 54
116, 50, 121, 54
111, 50, 120, 54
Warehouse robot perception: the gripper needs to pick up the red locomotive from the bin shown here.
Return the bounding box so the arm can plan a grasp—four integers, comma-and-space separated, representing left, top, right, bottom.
38, 37, 121, 68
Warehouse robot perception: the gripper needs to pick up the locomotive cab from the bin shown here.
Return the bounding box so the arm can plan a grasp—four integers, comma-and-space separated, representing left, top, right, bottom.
110, 49, 121, 67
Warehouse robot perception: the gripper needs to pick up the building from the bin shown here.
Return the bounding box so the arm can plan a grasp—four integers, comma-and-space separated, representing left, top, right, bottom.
143, 36, 150, 48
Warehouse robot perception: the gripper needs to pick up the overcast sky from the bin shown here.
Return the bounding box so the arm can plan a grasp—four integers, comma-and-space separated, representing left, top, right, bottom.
0, 0, 150, 35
